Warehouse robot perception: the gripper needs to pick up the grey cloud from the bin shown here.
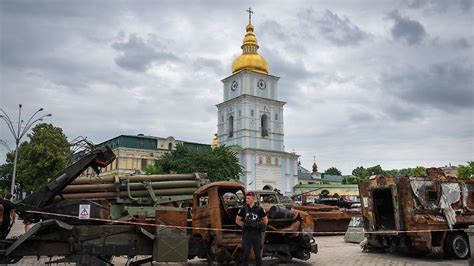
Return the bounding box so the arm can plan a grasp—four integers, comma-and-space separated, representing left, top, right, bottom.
0, 1, 124, 18
452, 38, 472, 49
1, 1, 472, 175
460, 0, 474, 10
381, 101, 425, 121
383, 61, 473, 110
387, 10, 427, 45
192, 58, 224, 75
262, 50, 315, 105
259, 20, 286, 40
259, 20, 308, 54
266, 51, 312, 81
112, 33, 180, 72
349, 110, 375, 123
300, 9, 368, 46
403, 0, 472, 12
404, 0, 449, 11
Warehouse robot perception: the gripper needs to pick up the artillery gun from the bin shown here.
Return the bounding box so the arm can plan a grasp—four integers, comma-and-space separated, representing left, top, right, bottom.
0, 146, 317, 265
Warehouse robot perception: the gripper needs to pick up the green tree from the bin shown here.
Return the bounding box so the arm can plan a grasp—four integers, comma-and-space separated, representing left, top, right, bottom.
342, 175, 360, 184
383, 169, 398, 177
325, 167, 342, 176
0, 156, 13, 192
144, 162, 163, 175
352, 166, 369, 180
366, 165, 384, 176
411, 166, 427, 177
458, 162, 473, 179
154, 144, 243, 182
9, 123, 70, 193
396, 168, 412, 176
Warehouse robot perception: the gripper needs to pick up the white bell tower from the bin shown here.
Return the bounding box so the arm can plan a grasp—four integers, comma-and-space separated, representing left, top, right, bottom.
216, 10, 298, 195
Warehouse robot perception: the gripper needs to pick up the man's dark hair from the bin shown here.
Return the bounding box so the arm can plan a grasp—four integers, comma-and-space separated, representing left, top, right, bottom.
5, 193, 12, 200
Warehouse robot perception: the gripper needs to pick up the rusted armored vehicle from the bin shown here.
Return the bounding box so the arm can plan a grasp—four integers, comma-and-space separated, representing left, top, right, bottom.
255, 189, 360, 234
193, 183, 317, 263
359, 169, 474, 259
294, 203, 360, 234
0, 146, 317, 265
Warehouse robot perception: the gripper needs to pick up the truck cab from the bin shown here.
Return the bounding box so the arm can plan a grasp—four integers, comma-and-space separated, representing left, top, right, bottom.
192, 182, 317, 263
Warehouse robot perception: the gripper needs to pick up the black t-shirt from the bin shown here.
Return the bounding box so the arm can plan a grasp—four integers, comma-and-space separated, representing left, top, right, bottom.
1, 200, 15, 223
238, 204, 266, 231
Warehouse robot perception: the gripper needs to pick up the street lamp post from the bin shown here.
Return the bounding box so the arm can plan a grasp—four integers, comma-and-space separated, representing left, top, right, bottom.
0, 104, 51, 198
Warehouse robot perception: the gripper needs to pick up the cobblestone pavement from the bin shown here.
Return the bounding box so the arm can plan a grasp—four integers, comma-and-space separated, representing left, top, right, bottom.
4, 219, 469, 265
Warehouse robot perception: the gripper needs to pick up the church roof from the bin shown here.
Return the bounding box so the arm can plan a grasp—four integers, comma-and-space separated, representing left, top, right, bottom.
231, 21, 269, 75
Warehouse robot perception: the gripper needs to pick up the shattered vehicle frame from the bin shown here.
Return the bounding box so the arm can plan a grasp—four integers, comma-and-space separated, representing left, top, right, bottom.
0, 146, 317, 265
359, 170, 474, 259
193, 182, 317, 263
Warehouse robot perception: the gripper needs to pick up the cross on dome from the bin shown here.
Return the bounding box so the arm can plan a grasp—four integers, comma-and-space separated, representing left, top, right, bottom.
246, 7, 254, 23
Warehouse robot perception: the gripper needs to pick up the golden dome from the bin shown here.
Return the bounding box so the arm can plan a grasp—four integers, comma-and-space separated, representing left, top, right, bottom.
231, 23, 269, 74
211, 133, 219, 149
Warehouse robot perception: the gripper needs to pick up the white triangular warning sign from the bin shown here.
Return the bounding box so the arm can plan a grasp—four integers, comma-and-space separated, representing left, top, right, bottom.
79, 204, 91, 219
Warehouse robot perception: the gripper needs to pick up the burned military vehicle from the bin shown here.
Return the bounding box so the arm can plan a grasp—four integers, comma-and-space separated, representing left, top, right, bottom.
359, 168, 474, 259
0, 146, 317, 265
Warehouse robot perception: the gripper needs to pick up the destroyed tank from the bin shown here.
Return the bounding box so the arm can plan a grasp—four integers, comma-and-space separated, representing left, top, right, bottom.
359, 168, 474, 259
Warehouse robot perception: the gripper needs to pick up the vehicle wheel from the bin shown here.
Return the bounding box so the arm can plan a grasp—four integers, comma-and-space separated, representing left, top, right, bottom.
444, 233, 469, 259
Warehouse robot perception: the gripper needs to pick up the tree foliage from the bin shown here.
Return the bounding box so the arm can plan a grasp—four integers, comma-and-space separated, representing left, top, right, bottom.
342, 175, 360, 184
352, 166, 369, 180
458, 161, 474, 179
411, 166, 427, 177
0, 123, 70, 194
0, 158, 13, 192
149, 144, 243, 182
367, 165, 383, 176
324, 167, 341, 176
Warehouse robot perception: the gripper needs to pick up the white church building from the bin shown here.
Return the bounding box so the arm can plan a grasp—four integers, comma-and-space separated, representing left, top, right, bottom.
216, 17, 299, 195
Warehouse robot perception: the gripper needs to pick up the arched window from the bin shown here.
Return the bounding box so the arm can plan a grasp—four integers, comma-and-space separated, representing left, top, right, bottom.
228, 115, 234, 138
261, 114, 268, 137
168, 143, 173, 151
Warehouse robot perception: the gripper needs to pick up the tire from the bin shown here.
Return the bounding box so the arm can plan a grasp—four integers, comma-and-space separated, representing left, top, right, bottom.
444, 233, 469, 259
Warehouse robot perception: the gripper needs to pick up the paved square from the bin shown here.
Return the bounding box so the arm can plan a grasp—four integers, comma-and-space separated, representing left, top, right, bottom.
5, 220, 468, 265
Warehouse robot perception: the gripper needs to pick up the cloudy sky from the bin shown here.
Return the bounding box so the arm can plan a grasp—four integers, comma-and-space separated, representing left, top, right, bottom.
0, 0, 473, 174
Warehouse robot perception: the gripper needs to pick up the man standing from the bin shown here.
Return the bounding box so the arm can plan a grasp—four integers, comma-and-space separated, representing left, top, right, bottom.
1, 193, 15, 240
236, 191, 268, 266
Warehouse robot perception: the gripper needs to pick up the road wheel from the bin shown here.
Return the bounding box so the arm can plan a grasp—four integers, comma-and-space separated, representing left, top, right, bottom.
444, 233, 469, 259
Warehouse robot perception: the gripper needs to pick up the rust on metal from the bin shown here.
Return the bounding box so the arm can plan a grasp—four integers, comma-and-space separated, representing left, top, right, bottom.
360, 169, 474, 258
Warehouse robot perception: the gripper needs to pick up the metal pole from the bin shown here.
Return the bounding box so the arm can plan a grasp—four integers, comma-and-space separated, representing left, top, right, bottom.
10, 105, 22, 196
11, 139, 19, 196
0, 104, 51, 198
